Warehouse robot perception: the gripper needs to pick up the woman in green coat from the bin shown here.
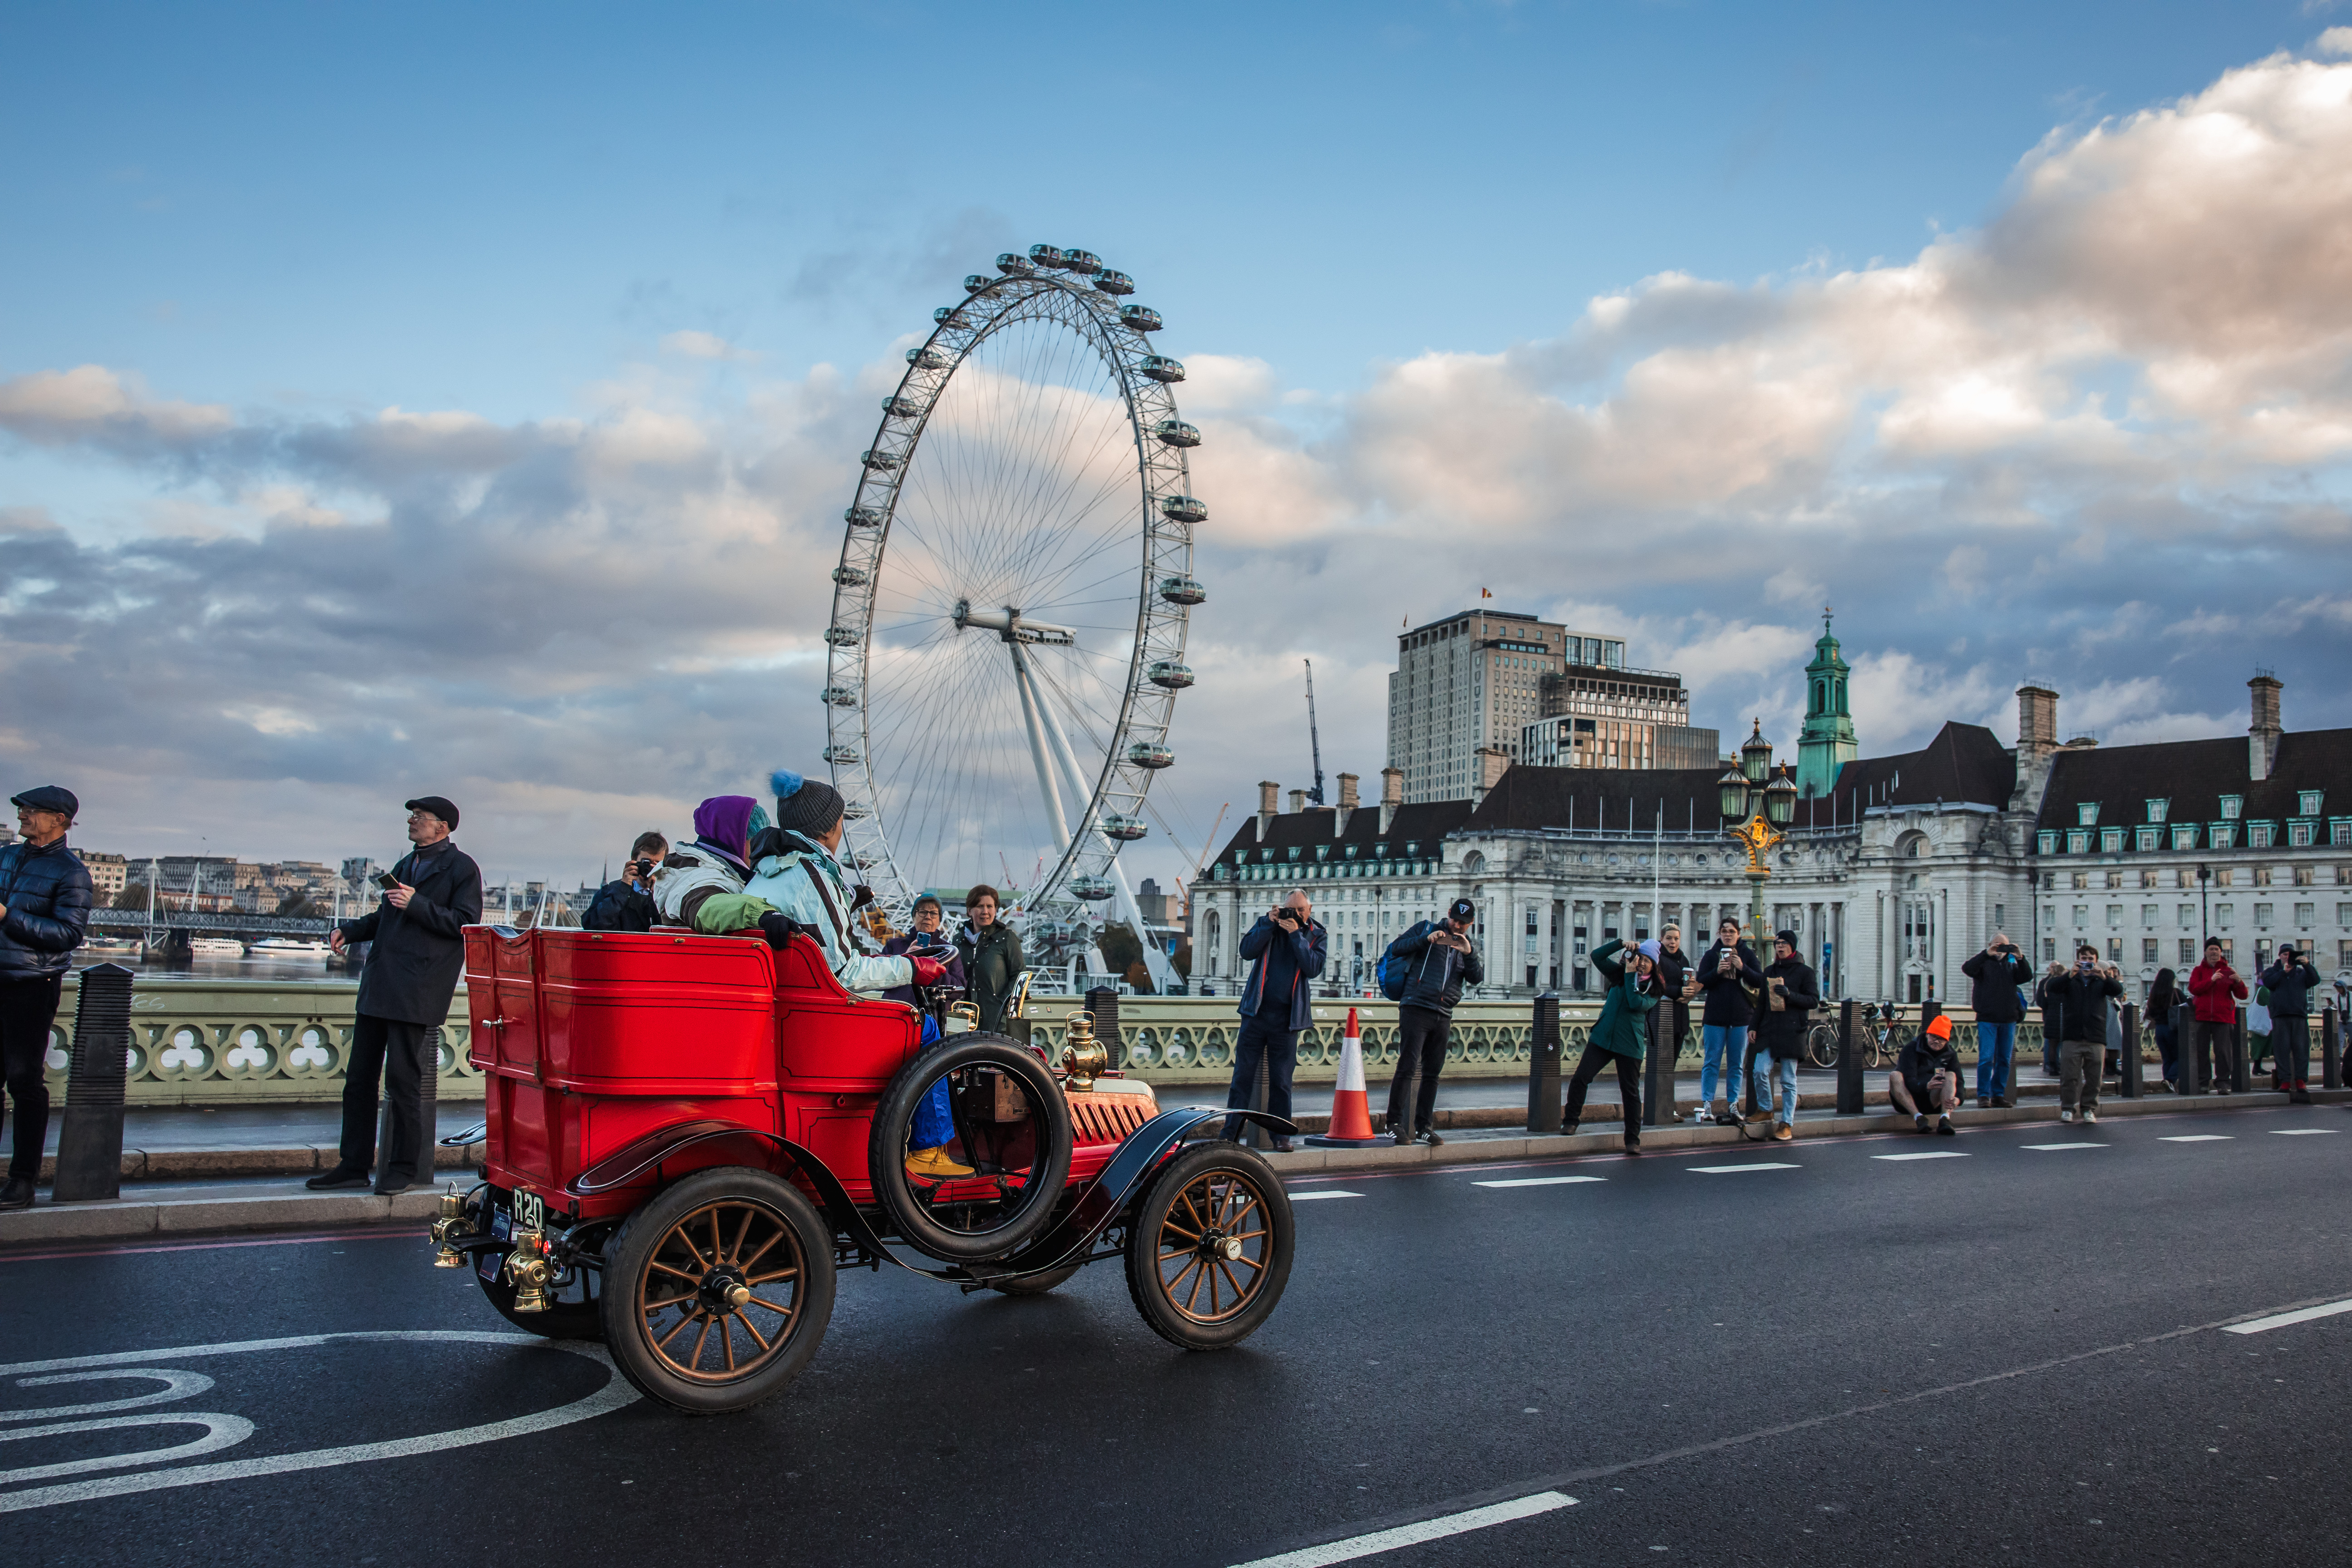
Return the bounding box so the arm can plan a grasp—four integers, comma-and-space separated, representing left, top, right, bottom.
1564, 937, 1660, 1152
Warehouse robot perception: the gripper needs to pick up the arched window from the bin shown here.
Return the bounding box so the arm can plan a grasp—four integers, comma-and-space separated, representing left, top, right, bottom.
1896, 831, 1927, 859
1462, 850, 1485, 874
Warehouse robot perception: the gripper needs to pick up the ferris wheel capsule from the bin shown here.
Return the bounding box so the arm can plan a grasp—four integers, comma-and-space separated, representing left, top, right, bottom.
1153, 419, 1201, 449
1060, 249, 1102, 275
1119, 305, 1163, 332
1066, 874, 1116, 902
1092, 269, 1135, 296
1126, 742, 1174, 769
962, 274, 991, 293
822, 743, 861, 764
1159, 495, 1208, 523
823, 625, 862, 647
883, 395, 922, 418
933, 306, 969, 328
1100, 814, 1148, 841
995, 252, 1033, 275
821, 685, 858, 707
861, 449, 901, 472
845, 506, 885, 528
1157, 574, 1206, 605
1140, 355, 1185, 382
907, 345, 951, 370
1027, 243, 1065, 268
831, 565, 868, 587
1147, 660, 1195, 689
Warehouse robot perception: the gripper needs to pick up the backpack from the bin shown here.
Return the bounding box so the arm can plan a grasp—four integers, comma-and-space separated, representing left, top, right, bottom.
1376, 948, 1410, 1002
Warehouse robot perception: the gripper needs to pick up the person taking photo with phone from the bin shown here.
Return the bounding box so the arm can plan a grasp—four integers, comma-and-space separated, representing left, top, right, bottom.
2188, 937, 2248, 1095
1961, 931, 2031, 1107
1383, 897, 1483, 1147
309, 796, 483, 1196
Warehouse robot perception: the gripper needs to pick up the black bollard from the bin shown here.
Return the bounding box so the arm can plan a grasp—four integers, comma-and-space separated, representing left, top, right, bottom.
1528, 994, 1562, 1134
2325, 1007, 2343, 1092
2233, 1006, 2252, 1095
2120, 1003, 2142, 1099
2184, 1001, 2208, 1095
1085, 986, 1124, 1070
1642, 994, 1666, 1128
53, 964, 134, 1202
1836, 997, 1864, 1114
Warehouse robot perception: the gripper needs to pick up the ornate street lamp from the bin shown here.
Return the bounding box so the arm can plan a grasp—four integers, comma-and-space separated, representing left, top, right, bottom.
1721, 720, 1795, 937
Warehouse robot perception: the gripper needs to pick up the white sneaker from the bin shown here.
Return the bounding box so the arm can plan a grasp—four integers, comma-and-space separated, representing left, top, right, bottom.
1695, 1109, 1715, 1125
2059, 1109, 2075, 1124
2082, 1110, 2098, 1124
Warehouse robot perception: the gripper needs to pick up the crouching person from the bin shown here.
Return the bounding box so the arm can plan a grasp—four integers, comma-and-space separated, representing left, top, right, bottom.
1891, 1013, 1963, 1135
743, 772, 962, 1180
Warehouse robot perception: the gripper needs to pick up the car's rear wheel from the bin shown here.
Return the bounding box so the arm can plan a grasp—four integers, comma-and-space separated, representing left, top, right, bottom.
600, 1167, 836, 1415
1124, 1142, 1292, 1350
988, 1263, 1081, 1296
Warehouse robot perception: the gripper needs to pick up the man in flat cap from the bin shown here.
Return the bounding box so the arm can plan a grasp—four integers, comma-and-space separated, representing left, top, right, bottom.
0, 787, 94, 1211
310, 796, 482, 1196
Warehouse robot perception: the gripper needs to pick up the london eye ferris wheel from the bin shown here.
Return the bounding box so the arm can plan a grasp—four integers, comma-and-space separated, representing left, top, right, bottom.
820, 245, 1205, 959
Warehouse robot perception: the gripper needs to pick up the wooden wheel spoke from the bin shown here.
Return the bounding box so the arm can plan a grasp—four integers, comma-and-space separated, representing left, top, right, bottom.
737, 1230, 783, 1274
1216, 1259, 1251, 1302
743, 1266, 799, 1286
1159, 1218, 1203, 1243
735, 1310, 772, 1353
1163, 1255, 1200, 1298
709, 1210, 726, 1272
653, 1310, 700, 1352
672, 1228, 712, 1273
688, 1316, 714, 1370
728, 1206, 755, 1267
1224, 1251, 1264, 1276
1179, 1186, 1208, 1235
743, 1294, 797, 1317
1203, 1261, 1222, 1317
648, 1259, 700, 1282
721, 1314, 737, 1373
1228, 1225, 1268, 1242
1183, 1257, 1210, 1313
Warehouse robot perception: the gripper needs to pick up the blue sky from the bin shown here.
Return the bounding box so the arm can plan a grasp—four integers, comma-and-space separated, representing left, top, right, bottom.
5, 2, 2351, 890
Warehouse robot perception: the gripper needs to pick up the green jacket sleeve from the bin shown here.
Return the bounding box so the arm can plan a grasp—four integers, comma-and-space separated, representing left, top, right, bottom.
691, 891, 778, 935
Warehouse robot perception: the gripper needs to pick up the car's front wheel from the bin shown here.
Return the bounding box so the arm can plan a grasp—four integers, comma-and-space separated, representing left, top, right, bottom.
1123, 1142, 1293, 1350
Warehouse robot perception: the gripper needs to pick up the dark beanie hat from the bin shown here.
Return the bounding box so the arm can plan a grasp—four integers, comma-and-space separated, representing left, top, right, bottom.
771, 769, 844, 837
1776, 929, 1800, 950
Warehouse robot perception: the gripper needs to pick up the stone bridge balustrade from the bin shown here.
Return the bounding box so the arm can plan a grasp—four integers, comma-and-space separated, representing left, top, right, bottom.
36, 972, 2040, 1105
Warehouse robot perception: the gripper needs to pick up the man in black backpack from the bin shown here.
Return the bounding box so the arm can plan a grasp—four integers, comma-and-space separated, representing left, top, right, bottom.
1383, 897, 1484, 1147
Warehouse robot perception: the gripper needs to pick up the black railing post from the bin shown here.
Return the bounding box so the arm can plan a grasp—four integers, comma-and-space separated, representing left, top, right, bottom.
2324, 1006, 2343, 1092
1528, 994, 1562, 1134
1836, 997, 1864, 1114
53, 963, 134, 1203
1643, 993, 1666, 1128
2233, 1005, 2252, 1094
2120, 1003, 2142, 1099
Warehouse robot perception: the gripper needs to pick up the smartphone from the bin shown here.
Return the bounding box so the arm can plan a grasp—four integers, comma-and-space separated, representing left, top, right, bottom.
374, 871, 401, 891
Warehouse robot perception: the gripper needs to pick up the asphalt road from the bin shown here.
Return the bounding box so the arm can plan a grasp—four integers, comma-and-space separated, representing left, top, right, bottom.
6, 1100, 2351, 1567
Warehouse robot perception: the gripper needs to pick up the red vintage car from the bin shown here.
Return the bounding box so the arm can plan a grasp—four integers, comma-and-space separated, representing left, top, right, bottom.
428, 925, 1296, 1414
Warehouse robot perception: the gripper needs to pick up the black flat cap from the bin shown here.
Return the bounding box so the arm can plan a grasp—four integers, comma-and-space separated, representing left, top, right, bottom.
10, 785, 78, 818
404, 795, 460, 829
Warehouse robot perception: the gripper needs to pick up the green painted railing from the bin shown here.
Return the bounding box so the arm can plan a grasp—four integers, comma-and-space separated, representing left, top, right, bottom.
37, 973, 2046, 1105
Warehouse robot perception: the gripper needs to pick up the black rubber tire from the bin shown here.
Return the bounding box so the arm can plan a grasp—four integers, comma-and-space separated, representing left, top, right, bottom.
988, 1263, 1081, 1296
1123, 1141, 1293, 1351
868, 1033, 1072, 1262
599, 1167, 836, 1415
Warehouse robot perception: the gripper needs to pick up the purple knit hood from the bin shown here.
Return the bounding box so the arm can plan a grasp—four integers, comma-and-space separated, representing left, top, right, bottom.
691, 795, 759, 865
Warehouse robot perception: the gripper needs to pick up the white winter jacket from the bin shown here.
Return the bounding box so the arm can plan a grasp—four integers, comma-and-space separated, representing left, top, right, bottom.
742, 832, 912, 995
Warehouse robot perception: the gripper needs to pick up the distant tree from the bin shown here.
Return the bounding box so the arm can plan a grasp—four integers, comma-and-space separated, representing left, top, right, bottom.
1096, 920, 1145, 978
1169, 942, 1193, 980
1123, 961, 1155, 995
276, 888, 326, 918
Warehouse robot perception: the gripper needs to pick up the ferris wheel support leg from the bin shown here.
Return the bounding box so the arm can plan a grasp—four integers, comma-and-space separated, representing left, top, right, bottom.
1023, 671, 1180, 994
1008, 641, 1075, 850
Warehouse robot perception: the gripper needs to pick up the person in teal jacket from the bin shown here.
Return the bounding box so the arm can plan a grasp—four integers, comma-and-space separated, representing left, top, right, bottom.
1563, 937, 1660, 1152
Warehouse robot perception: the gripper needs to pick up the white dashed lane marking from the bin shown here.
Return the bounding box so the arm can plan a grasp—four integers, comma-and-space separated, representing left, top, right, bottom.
1686, 1163, 1800, 1174
2270, 1129, 2340, 1136
1872, 1152, 1970, 1162
1228, 1490, 1577, 1568
2020, 1143, 2107, 1151
2161, 1135, 2234, 1143
1287, 1191, 1365, 1202
2224, 1298, 2352, 1335
1473, 1176, 1607, 1188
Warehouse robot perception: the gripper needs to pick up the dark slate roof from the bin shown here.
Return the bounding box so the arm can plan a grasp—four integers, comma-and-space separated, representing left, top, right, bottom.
1210, 799, 1474, 868
1828, 723, 2017, 814
2034, 729, 2352, 832
1463, 765, 1729, 835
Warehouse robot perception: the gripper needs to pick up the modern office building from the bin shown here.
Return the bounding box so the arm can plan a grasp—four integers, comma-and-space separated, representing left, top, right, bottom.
1387, 609, 1696, 802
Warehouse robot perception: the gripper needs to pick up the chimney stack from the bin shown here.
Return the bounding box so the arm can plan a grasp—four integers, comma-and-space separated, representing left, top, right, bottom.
1256, 780, 1278, 841
2249, 672, 2283, 781
1470, 745, 1510, 808
1379, 767, 1404, 834
1288, 789, 1307, 815
2011, 683, 2061, 815
1334, 772, 1360, 838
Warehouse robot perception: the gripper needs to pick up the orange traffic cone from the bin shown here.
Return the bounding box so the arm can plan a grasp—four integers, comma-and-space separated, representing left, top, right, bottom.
1308, 1006, 1386, 1148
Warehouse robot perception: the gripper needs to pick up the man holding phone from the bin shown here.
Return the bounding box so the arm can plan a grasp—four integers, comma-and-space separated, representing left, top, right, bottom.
583, 831, 669, 932
1223, 889, 1326, 1150
1961, 931, 2031, 1107
1384, 897, 1485, 1147
309, 796, 483, 1195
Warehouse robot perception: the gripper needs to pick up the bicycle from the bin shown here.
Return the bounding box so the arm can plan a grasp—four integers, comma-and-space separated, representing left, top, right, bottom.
1805, 1020, 1843, 1069
1857, 1001, 1909, 1068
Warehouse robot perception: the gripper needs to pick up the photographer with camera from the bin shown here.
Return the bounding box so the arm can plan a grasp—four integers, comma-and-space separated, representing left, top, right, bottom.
1223, 890, 1326, 1151
2048, 942, 2123, 1123
1961, 930, 2031, 1108
2188, 937, 2248, 1095
2260, 943, 2319, 1102
1383, 897, 1484, 1147
582, 831, 669, 932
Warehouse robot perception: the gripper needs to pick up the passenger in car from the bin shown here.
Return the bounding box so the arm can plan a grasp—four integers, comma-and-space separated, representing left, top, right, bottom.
654, 795, 776, 934
744, 770, 944, 997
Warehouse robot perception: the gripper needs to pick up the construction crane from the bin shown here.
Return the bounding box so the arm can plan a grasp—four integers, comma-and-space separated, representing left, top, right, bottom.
1303, 660, 1326, 805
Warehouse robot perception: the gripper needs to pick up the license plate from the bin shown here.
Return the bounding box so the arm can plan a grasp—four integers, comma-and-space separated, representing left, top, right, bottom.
511, 1187, 545, 1232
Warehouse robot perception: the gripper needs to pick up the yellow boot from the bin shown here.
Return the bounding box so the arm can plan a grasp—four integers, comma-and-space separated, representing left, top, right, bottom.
905, 1146, 976, 1180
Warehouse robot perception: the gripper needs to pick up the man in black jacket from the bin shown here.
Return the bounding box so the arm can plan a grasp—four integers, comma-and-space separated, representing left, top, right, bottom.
1890, 1013, 1964, 1134
2049, 943, 2122, 1124
310, 796, 483, 1195
1750, 931, 1818, 1143
1695, 917, 1764, 1124
2261, 944, 2322, 1104
0, 786, 94, 1211
1383, 897, 1483, 1147
1960, 932, 2031, 1108
582, 832, 668, 933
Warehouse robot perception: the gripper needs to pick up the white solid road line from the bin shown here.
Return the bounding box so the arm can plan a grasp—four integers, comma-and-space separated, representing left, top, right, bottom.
2020, 1143, 2107, 1151
1474, 1176, 1607, 1188
1686, 1163, 1800, 1174
1229, 1490, 1577, 1568
1287, 1191, 1365, 1202
2160, 1135, 2234, 1143
2270, 1129, 2340, 1136
1872, 1151, 1970, 1162
2224, 1298, 2352, 1336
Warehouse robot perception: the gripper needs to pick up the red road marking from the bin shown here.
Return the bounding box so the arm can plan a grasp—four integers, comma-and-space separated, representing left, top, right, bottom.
0, 1227, 424, 1264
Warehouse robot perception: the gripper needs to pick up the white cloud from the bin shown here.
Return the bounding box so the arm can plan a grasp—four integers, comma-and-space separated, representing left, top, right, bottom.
660, 330, 759, 362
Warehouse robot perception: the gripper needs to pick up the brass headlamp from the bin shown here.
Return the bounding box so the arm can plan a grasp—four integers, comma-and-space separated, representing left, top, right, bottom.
1060, 1009, 1108, 1091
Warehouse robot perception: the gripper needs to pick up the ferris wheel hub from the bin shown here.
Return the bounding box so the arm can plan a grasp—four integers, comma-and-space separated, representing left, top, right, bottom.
952, 601, 1075, 647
